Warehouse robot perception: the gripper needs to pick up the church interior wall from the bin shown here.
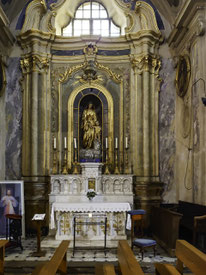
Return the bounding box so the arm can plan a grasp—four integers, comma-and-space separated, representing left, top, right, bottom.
0, 0, 206, 234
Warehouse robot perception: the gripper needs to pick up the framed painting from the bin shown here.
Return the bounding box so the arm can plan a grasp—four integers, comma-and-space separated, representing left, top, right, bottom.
0, 181, 25, 238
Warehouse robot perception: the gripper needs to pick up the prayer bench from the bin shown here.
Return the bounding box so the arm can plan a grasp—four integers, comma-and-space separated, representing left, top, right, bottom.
176, 201, 206, 245
155, 239, 206, 275
32, 240, 70, 275
95, 264, 116, 275
0, 240, 8, 275
117, 240, 144, 275
151, 201, 206, 255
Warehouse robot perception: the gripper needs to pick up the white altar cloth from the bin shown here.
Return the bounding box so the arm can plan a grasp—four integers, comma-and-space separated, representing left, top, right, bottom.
51, 202, 131, 230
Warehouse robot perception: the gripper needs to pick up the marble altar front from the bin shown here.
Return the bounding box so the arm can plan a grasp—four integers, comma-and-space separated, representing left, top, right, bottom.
49, 163, 133, 241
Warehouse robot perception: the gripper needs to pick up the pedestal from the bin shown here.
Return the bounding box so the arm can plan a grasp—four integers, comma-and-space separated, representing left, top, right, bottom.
31, 220, 46, 257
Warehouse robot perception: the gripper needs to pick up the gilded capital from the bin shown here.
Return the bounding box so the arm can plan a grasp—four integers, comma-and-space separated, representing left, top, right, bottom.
32, 55, 50, 72
130, 54, 161, 74
20, 57, 31, 74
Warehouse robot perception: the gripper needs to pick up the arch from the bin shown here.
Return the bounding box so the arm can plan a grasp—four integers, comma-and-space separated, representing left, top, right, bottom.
54, 0, 127, 35
67, 83, 114, 169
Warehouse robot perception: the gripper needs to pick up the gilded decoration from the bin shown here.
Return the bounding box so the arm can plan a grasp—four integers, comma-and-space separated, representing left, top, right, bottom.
59, 63, 86, 83
47, 12, 57, 33
20, 55, 49, 73
59, 61, 122, 85
95, 62, 122, 83
83, 44, 98, 56
130, 54, 161, 75
176, 55, 191, 98
74, 61, 104, 85
125, 12, 134, 33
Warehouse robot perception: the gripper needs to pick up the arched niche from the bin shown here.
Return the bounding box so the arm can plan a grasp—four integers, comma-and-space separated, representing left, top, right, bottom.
67, 83, 113, 169
73, 89, 109, 162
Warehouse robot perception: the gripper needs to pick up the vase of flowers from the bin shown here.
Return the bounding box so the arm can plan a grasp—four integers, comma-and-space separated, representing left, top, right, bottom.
87, 189, 96, 201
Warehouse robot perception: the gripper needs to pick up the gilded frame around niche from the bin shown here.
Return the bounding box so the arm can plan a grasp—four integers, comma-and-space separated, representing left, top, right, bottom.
176, 55, 191, 98
0, 58, 6, 97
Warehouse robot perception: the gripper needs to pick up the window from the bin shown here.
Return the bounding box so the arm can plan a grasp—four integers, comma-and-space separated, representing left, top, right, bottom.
62, 1, 121, 37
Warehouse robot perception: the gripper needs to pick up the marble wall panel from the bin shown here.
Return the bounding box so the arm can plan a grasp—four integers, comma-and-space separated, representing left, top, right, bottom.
0, 92, 6, 179
5, 57, 22, 180
159, 58, 176, 202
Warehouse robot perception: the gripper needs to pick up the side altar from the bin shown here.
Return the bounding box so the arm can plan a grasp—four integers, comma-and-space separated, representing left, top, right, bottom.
49, 163, 133, 241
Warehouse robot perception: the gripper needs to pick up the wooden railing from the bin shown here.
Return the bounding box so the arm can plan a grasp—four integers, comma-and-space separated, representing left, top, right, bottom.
117, 240, 144, 275
155, 239, 206, 275
0, 240, 8, 275
32, 240, 70, 275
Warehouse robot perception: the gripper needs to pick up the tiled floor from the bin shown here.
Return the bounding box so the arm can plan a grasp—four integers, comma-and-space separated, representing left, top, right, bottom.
4, 237, 177, 274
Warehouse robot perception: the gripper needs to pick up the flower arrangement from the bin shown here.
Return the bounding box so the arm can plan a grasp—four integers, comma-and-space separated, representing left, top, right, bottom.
86, 189, 96, 200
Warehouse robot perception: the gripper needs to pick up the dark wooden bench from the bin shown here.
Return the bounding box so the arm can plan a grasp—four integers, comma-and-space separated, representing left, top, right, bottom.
32, 240, 70, 275
155, 239, 206, 275
117, 240, 144, 275
177, 201, 206, 245
0, 240, 9, 275
95, 263, 116, 275
151, 201, 206, 254
151, 206, 182, 256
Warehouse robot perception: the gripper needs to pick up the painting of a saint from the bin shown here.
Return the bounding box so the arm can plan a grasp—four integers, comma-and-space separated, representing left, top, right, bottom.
0, 181, 24, 237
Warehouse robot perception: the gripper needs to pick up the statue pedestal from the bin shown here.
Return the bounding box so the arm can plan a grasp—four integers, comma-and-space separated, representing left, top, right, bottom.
81, 162, 103, 194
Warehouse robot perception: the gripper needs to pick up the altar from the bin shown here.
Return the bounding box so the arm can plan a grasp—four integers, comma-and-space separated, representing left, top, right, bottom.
49, 163, 133, 241
50, 202, 131, 241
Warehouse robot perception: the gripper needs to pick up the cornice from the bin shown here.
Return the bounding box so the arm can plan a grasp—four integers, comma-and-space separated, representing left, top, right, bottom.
168, 0, 206, 50
0, 6, 15, 55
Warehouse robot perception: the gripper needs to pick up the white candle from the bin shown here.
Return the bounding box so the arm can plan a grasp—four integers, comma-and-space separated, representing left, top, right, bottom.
74, 138, 77, 149
125, 137, 128, 149
54, 137, 56, 149
115, 137, 118, 149
64, 137, 67, 149
105, 137, 108, 149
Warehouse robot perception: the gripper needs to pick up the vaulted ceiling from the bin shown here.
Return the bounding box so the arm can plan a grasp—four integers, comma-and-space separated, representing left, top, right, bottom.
0, 0, 184, 29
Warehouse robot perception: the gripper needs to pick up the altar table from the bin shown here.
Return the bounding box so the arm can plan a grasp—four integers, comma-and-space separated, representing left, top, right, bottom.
50, 202, 131, 241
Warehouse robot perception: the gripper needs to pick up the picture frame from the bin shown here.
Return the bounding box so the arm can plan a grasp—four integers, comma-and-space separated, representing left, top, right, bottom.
0, 181, 25, 238
0, 57, 6, 97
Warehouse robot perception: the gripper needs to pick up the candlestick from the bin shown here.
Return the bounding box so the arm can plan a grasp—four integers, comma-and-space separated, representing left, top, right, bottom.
52, 147, 57, 174
62, 148, 67, 174
105, 137, 108, 149
125, 137, 128, 149
73, 148, 79, 174
54, 137, 56, 149
115, 137, 118, 149
104, 147, 110, 175
124, 147, 129, 174
74, 138, 77, 149
64, 137, 67, 149
114, 147, 120, 174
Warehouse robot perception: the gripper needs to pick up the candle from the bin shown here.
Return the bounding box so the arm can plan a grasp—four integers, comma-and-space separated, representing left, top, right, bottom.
115, 137, 118, 149
105, 137, 108, 149
64, 137, 67, 149
54, 137, 56, 149
125, 137, 128, 149
74, 138, 77, 149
